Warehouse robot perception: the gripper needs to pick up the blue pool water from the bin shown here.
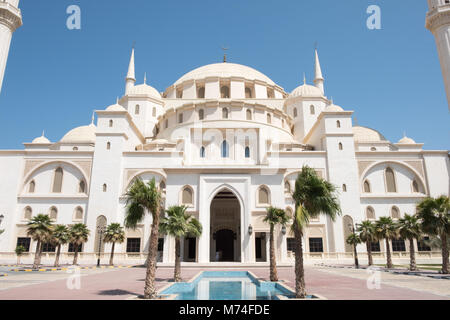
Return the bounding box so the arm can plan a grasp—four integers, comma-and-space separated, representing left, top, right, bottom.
161, 271, 296, 300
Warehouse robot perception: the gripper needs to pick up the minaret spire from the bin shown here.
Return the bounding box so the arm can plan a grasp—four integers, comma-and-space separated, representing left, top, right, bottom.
314, 49, 325, 94
125, 47, 136, 95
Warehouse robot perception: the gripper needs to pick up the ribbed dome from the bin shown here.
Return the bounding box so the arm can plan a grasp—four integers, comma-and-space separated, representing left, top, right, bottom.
290, 84, 323, 98
353, 126, 387, 143
106, 103, 127, 112
398, 136, 416, 144
174, 63, 276, 86
32, 135, 51, 144
60, 124, 96, 144
127, 84, 161, 99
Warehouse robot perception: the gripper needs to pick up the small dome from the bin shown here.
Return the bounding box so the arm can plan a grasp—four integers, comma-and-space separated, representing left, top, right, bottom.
32, 134, 51, 144
398, 136, 416, 144
290, 84, 323, 98
60, 124, 96, 144
353, 126, 387, 143
106, 103, 126, 112
325, 103, 344, 112
127, 84, 161, 99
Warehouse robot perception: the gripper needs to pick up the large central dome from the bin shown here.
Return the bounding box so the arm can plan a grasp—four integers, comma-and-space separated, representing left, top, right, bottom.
173, 63, 276, 86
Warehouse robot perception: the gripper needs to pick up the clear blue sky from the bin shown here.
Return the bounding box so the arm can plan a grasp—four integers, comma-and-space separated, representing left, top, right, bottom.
0, 0, 448, 150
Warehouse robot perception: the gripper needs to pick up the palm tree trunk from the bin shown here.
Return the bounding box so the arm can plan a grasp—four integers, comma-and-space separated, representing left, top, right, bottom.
409, 238, 416, 271
366, 242, 373, 266
54, 245, 61, 267
293, 219, 306, 298
174, 237, 181, 282
385, 238, 393, 269
441, 232, 449, 274
109, 242, 115, 266
269, 224, 278, 282
143, 208, 160, 299
32, 240, 41, 269
73, 244, 79, 265
353, 242, 359, 269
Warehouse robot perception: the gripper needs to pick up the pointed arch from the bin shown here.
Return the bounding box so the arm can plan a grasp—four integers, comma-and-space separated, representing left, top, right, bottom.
363, 180, 371, 193
29, 180, 35, 193
385, 167, 397, 193
52, 167, 63, 193
366, 206, 375, 220
391, 206, 400, 219
180, 186, 194, 206
257, 185, 271, 206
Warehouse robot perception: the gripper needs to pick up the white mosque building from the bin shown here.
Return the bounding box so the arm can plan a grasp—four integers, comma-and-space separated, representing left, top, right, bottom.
0, 1, 448, 265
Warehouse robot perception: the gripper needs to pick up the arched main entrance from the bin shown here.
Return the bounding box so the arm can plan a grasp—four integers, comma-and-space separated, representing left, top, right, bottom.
210, 189, 241, 262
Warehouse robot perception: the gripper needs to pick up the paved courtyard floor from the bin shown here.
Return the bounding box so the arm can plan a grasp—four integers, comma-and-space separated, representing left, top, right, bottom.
0, 265, 448, 300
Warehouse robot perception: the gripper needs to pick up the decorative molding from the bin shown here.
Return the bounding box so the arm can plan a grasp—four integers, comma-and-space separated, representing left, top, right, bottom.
0, 4, 22, 32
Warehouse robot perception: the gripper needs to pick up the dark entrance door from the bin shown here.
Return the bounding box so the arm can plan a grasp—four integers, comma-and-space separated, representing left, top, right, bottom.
255, 237, 262, 260
187, 238, 196, 260
216, 229, 234, 261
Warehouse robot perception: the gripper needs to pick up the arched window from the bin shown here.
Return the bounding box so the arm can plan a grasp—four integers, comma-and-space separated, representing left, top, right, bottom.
197, 87, 205, 99
391, 206, 400, 219
178, 113, 183, 124
53, 167, 63, 193
74, 207, 83, 221
245, 146, 250, 158
24, 207, 32, 220
220, 86, 230, 98
49, 207, 58, 220
385, 167, 397, 193
267, 88, 275, 98
152, 107, 156, 117
135, 105, 140, 115
182, 187, 193, 205
310, 105, 315, 115
371, 147, 377, 151
337, 120, 341, 128
284, 181, 291, 193
412, 180, 420, 193
366, 206, 375, 220
293, 108, 298, 118
258, 186, 270, 205
222, 108, 229, 119
29, 180, 35, 193
103, 184, 107, 192
339, 142, 343, 150
363, 180, 371, 193
342, 184, 347, 192
200, 146, 206, 158
245, 87, 253, 98
221, 140, 229, 158
267, 113, 272, 124
246, 109, 252, 120
109, 120, 113, 127
79, 180, 86, 193
107, 142, 111, 150
199, 109, 205, 120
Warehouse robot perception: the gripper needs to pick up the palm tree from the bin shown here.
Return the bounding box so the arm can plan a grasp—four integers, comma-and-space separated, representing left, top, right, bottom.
0, 229, 4, 236
69, 224, 90, 265
51, 225, 70, 267
397, 214, 422, 271
375, 217, 398, 269
356, 220, 377, 266
291, 166, 341, 298
346, 232, 361, 268
125, 178, 163, 299
26, 214, 53, 269
103, 223, 125, 266
159, 205, 202, 282
417, 196, 450, 274
15, 245, 26, 265
263, 207, 290, 281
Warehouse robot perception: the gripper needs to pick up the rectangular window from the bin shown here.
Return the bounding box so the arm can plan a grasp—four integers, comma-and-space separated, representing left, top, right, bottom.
158, 238, 164, 252
126, 238, 141, 253
286, 238, 296, 252
370, 241, 381, 252
16, 238, 31, 252
41, 242, 56, 253
392, 239, 406, 252
418, 237, 432, 252
68, 243, 83, 253
309, 238, 323, 253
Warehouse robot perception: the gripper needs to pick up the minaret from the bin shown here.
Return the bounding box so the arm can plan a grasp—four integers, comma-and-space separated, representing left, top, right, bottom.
313, 49, 324, 94
0, 0, 22, 95
426, 0, 450, 110
125, 48, 136, 95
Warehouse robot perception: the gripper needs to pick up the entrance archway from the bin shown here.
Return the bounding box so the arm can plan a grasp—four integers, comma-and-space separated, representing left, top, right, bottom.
210, 189, 241, 262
